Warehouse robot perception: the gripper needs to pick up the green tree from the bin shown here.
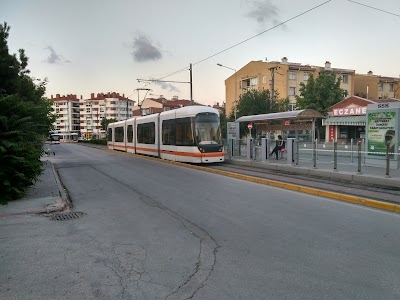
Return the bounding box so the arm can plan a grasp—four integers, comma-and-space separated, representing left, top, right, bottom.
295, 72, 344, 115
230, 89, 289, 138
101, 118, 117, 131
233, 89, 289, 119
219, 112, 227, 141
0, 23, 54, 204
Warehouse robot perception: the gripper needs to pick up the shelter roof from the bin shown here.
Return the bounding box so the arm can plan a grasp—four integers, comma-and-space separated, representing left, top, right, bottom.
235, 109, 323, 123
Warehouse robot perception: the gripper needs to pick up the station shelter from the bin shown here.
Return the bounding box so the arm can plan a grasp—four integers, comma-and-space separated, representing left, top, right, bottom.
323, 96, 399, 144
230, 109, 323, 162
235, 109, 324, 142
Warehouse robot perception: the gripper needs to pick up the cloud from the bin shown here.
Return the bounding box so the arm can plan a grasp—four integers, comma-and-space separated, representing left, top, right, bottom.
131, 34, 162, 62
152, 80, 180, 92
245, 0, 282, 26
44, 46, 71, 64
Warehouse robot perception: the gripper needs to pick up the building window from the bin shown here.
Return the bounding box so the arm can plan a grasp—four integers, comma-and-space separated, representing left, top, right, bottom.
241, 77, 258, 89
390, 84, 394, 92
262, 76, 266, 84
342, 74, 349, 84
289, 87, 296, 96
289, 103, 296, 111
303, 73, 310, 81
289, 72, 296, 80
378, 83, 383, 91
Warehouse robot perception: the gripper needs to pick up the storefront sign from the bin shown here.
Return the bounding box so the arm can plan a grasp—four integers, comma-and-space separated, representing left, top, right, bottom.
333, 107, 366, 116
367, 112, 396, 156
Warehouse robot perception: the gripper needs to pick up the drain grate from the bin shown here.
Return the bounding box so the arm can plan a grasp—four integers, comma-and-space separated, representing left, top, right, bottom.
51, 212, 85, 221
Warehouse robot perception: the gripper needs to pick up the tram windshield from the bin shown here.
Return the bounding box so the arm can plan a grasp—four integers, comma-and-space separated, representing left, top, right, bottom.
194, 113, 222, 145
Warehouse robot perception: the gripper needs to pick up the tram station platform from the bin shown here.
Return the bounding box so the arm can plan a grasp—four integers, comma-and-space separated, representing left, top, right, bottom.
225, 157, 400, 190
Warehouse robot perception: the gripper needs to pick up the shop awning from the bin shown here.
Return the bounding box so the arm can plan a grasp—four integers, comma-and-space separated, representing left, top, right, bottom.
322, 115, 366, 126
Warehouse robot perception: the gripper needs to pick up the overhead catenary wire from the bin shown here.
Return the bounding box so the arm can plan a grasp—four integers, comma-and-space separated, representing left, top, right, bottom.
135, 0, 398, 96
347, 0, 400, 18
134, 0, 334, 94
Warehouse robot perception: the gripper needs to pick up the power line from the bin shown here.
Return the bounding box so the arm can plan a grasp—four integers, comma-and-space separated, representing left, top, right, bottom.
347, 0, 400, 17
137, 0, 333, 91
193, 0, 333, 66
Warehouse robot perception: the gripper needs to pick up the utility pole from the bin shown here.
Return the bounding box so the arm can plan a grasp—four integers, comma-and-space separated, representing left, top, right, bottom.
217, 63, 237, 120
189, 63, 193, 105
137, 64, 193, 105
269, 66, 279, 101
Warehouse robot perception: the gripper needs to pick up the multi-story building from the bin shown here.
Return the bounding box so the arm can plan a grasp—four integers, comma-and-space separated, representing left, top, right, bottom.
80, 92, 135, 139
223, 57, 356, 118
354, 71, 400, 100
50, 94, 81, 139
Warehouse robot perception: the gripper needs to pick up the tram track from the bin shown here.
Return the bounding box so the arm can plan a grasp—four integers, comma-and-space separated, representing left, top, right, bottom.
204, 163, 400, 205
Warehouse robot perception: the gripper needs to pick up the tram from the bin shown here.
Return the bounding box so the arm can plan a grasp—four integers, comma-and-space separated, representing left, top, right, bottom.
107, 106, 225, 163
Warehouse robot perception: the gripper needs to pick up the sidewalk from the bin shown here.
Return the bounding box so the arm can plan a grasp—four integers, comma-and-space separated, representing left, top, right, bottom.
0, 158, 69, 216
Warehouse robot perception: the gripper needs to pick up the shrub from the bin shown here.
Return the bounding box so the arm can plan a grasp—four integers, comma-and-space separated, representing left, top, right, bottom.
0, 23, 53, 204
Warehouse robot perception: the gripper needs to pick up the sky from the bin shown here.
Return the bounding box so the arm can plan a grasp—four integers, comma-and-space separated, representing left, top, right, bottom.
1, 0, 399, 106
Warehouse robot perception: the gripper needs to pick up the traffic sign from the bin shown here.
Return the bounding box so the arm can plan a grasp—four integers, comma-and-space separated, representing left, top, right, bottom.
247, 123, 253, 129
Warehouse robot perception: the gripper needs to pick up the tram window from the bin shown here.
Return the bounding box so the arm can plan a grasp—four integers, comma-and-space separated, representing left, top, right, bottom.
107, 128, 112, 141
115, 127, 124, 142
127, 125, 133, 143
176, 117, 194, 146
137, 122, 155, 144
162, 119, 176, 145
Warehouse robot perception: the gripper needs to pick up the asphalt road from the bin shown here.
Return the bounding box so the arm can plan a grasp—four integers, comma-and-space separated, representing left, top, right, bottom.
1, 143, 400, 300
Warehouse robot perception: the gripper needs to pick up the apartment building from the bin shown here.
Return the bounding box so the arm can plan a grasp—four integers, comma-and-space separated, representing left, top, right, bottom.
50, 94, 81, 138
354, 71, 400, 100
223, 57, 355, 118
80, 92, 135, 139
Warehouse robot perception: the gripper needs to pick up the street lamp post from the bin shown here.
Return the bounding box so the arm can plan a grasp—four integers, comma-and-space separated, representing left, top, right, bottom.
217, 63, 237, 120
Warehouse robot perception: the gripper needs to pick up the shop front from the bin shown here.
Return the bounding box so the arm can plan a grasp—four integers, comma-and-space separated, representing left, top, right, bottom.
323, 96, 376, 144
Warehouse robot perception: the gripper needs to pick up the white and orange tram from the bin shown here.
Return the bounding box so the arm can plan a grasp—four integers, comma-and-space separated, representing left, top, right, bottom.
107, 106, 225, 163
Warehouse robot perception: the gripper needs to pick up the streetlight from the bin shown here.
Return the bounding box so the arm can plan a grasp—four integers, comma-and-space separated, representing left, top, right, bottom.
217, 63, 237, 120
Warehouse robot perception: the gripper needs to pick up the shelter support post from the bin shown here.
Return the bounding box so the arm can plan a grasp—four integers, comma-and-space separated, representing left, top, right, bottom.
286, 138, 296, 164
261, 138, 269, 162
247, 138, 253, 160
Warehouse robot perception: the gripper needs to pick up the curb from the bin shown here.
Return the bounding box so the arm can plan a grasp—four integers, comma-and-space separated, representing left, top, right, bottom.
47, 161, 71, 212
108, 149, 400, 214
